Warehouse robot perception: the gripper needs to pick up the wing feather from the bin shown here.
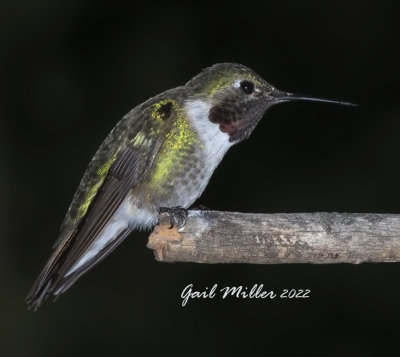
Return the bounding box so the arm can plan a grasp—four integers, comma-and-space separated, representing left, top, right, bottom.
27, 95, 178, 310
26, 148, 134, 308
28, 134, 164, 310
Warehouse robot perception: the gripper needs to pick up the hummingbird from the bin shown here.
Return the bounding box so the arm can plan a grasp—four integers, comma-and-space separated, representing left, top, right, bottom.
26, 63, 356, 310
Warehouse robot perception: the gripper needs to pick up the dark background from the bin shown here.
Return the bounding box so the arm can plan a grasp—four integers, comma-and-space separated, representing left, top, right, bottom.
1, 0, 400, 356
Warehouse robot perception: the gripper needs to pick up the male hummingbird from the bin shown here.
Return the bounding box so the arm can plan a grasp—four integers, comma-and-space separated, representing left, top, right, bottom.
27, 63, 355, 310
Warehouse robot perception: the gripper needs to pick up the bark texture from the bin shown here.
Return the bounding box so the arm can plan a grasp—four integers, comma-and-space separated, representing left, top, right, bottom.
147, 211, 400, 264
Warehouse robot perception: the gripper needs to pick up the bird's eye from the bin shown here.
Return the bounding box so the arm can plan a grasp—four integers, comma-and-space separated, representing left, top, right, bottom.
240, 80, 255, 94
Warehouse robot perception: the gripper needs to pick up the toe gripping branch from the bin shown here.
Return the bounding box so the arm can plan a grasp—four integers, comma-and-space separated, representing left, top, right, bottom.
159, 206, 188, 229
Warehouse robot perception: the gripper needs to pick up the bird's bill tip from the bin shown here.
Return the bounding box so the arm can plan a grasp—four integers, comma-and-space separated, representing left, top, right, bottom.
269, 89, 358, 107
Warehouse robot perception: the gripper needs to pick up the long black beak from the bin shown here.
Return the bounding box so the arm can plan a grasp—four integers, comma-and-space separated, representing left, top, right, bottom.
270, 89, 358, 107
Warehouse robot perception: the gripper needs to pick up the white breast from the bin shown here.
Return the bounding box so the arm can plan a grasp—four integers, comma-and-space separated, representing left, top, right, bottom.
183, 99, 233, 205
185, 99, 232, 161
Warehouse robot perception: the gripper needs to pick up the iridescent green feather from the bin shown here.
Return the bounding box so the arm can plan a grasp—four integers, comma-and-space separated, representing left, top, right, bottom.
147, 99, 201, 196
57, 93, 186, 239
59, 125, 127, 235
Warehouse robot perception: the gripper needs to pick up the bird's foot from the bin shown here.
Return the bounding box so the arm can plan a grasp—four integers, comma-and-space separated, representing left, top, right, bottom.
159, 206, 188, 229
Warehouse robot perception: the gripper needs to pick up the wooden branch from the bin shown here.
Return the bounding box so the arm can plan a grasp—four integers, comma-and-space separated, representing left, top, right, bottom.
147, 211, 400, 264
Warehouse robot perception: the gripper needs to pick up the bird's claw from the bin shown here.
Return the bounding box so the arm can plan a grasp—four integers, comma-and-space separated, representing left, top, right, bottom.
159, 206, 188, 229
